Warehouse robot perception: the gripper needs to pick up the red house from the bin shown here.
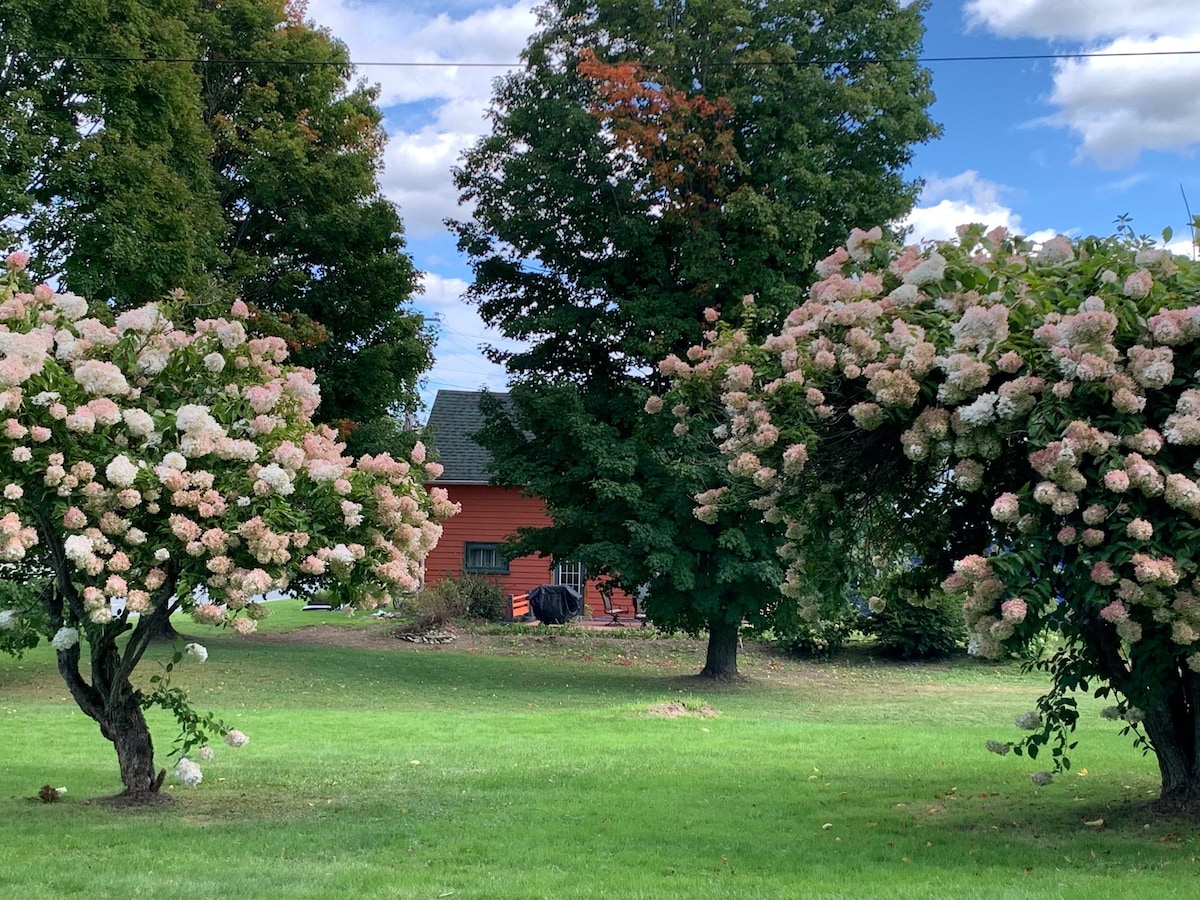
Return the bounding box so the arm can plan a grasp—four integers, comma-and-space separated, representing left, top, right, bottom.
422, 390, 630, 618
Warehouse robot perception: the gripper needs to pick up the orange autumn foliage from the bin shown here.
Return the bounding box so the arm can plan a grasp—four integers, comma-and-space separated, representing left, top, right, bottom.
576, 48, 739, 222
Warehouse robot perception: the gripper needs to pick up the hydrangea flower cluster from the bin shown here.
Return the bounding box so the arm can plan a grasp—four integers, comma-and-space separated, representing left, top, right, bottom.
661, 226, 1200, 788
0, 261, 458, 638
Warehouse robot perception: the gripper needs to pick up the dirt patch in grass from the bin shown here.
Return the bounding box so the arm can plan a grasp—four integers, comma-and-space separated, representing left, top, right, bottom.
645, 701, 720, 718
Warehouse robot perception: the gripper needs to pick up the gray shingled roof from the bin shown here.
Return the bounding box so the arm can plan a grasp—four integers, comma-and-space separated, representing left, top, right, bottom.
425, 390, 512, 484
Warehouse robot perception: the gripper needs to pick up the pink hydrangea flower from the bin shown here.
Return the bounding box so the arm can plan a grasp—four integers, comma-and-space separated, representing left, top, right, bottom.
1001, 598, 1028, 623
1125, 518, 1154, 541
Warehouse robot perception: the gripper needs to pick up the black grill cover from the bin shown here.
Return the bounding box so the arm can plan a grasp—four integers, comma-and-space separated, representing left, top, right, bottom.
528, 584, 583, 624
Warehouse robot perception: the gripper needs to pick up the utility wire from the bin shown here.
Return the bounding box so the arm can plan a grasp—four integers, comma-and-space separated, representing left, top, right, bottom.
23, 48, 1200, 69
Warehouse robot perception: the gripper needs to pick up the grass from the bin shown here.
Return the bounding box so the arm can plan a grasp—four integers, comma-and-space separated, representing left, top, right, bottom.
1, 603, 1198, 898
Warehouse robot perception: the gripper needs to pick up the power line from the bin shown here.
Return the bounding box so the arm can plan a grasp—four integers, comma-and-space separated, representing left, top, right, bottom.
24, 48, 1200, 70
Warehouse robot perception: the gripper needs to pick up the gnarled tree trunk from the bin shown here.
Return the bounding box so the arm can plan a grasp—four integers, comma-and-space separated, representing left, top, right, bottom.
1140, 674, 1200, 816
1086, 618, 1200, 815
102, 682, 162, 797
58, 639, 164, 798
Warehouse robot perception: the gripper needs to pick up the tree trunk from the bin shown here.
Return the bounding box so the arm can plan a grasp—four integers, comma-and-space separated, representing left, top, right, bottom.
1142, 700, 1200, 816
100, 683, 163, 797
147, 615, 182, 641
699, 617, 739, 680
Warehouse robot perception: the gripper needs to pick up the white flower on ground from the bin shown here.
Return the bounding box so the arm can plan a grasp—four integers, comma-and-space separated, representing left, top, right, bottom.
224, 729, 250, 748
184, 642, 208, 663
175, 757, 203, 787
197, 745, 214, 761
1029, 770, 1053, 786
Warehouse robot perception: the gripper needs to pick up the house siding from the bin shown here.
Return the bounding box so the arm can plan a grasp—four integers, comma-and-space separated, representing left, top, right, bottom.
424, 483, 632, 617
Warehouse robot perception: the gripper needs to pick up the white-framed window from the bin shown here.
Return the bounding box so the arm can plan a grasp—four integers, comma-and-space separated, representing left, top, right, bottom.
554, 560, 585, 598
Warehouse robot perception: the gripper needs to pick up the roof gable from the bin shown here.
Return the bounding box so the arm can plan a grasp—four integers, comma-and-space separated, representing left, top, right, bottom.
425, 390, 510, 484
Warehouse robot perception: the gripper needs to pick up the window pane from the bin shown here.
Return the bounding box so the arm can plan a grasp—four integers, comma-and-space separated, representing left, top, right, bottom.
465, 542, 508, 574
554, 560, 585, 596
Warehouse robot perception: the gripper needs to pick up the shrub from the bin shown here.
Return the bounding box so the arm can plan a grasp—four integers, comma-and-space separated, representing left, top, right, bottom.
771, 599, 861, 659
414, 573, 506, 629
866, 591, 965, 660
457, 573, 507, 621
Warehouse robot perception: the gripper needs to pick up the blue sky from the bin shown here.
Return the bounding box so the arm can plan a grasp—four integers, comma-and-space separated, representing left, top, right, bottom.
305, 0, 1200, 411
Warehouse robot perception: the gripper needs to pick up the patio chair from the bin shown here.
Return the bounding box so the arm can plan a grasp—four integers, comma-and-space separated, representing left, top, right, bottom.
602, 596, 629, 626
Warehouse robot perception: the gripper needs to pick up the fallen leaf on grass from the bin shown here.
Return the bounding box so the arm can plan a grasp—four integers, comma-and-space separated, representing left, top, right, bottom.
1083, 818, 1105, 828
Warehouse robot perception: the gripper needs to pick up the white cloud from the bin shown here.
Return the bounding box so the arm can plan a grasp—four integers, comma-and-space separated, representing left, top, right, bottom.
964, 0, 1196, 41
380, 122, 476, 239
1167, 235, 1199, 260
307, 1, 535, 107
416, 272, 521, 406
900, 171, 1028, 242
307, 1, 536, 236
1047, 34, 1200, 166
963, 1, 1200, 166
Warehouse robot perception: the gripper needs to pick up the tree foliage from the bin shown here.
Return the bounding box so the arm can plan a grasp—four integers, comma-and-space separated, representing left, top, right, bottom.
0, 0, 431, 436
0, 0, 228, 305
0, 256, 456, 797
454, 0, 938, 675
668, 223, 1200, 810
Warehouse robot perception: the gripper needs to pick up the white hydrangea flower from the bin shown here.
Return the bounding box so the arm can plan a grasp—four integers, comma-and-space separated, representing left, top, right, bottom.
52, 291, 89, 321
121, 408, 155, 439
73, 359, 130, 397
162, 452, 187, 471
184, 642, 208, 663
175, 757, 203, 787
50, 626, 79, 651
63, 534, 95, 564
255, 463, 294, 496
105, 454, 139, 488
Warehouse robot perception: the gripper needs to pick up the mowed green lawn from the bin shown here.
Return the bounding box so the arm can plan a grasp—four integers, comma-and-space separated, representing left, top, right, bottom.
1, 606, 1196, 899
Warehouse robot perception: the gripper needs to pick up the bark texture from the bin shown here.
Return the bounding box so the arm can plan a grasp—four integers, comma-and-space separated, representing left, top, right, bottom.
699, 617, 739, 680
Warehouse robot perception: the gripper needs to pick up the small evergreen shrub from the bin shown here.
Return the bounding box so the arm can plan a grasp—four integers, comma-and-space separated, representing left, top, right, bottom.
867, 590, 965, 660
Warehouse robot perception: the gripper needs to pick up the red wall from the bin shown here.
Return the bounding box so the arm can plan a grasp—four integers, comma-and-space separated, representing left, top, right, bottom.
424, 483, 631, 617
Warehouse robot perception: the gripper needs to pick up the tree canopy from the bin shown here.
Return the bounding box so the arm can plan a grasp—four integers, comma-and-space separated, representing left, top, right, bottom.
667, 223, 1200, 811
0, 0, 432, 437
454, 0, 939, 675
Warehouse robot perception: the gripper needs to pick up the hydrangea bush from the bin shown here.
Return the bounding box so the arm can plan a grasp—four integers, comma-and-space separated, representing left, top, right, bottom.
0, 254, 457, 797
664, 225, 1200, 810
